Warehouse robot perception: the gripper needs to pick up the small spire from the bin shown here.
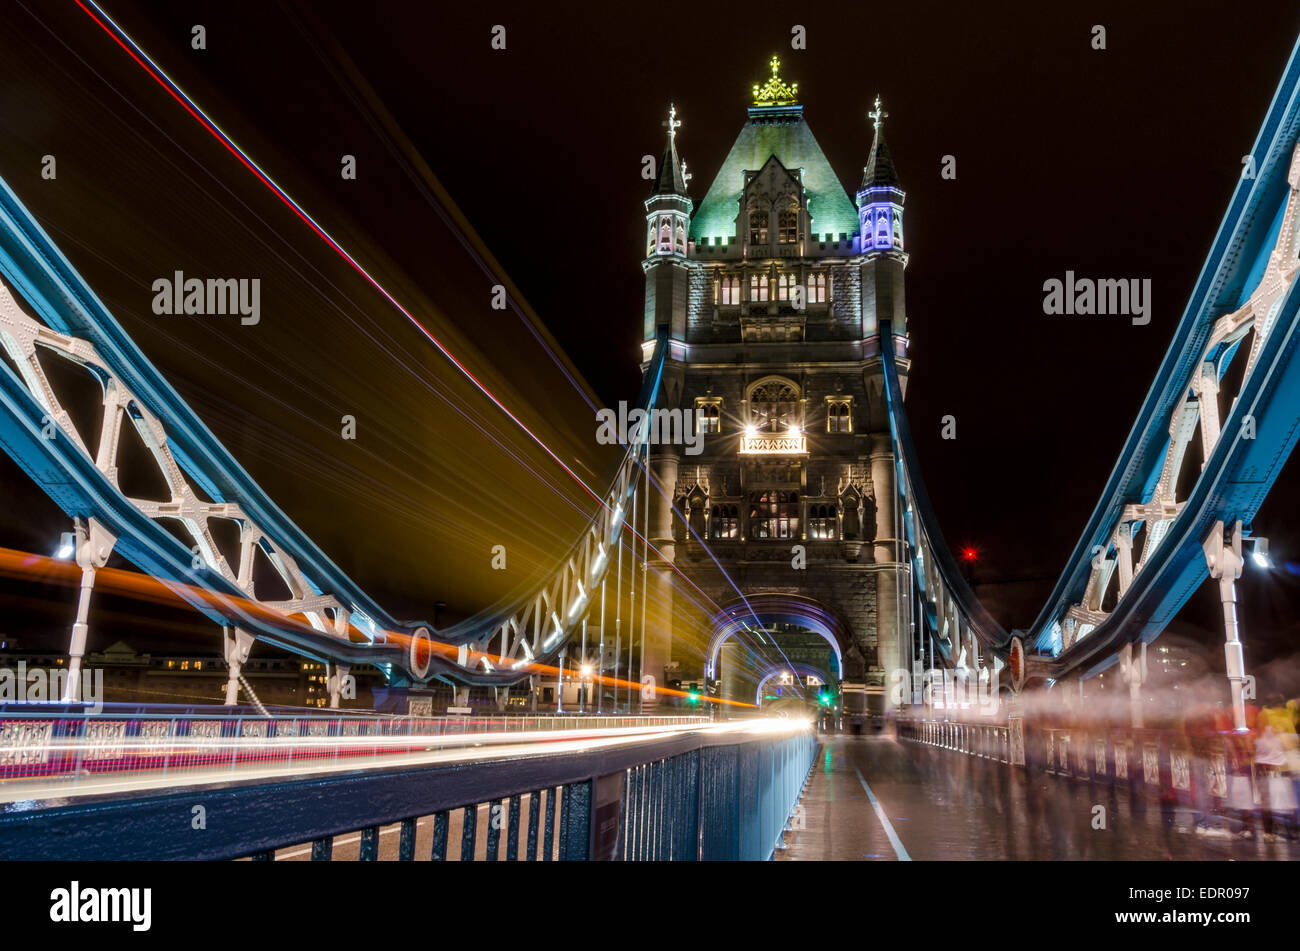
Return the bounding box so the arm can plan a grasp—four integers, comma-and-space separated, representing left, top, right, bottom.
663, 102, 681, 143
652, 103, 688, 195
869, 95, 888, 132
861, 95, 901, 190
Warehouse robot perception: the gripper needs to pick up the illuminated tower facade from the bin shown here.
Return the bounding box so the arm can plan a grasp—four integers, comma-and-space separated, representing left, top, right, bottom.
640, 58, 911, 714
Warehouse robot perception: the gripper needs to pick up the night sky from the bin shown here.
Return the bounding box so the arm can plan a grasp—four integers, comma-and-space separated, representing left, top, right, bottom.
2, 1, 1300, 672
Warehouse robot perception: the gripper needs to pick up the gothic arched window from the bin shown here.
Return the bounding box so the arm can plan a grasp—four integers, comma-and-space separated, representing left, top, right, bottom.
778, 206, 798, 244
748, 201, 769, 247
807, 273, 826, 303
875, 210, 889, 243
748, 378, 800, 432
720, 275, 739, 305
675, 223, 686, 254
810, 505, 838, 539
696, 402, 721, 434
777, 273, 793, 301
827, 398, 852, 433
658, 217, 673, 253
749, 273, 769, 303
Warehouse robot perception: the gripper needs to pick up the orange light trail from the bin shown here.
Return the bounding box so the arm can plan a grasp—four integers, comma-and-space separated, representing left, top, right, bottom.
0, 545, 754, 708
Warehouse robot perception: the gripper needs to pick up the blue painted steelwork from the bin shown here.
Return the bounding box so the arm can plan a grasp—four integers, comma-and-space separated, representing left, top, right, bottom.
0, 170, 669, 686
1027, 34, 1300, 676
879, 33, 1300, 679
0, 727, 815, 861
879, 322, 1007, 656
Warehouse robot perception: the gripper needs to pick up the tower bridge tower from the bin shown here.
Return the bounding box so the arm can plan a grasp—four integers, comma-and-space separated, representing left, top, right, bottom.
639, 57, 911, 714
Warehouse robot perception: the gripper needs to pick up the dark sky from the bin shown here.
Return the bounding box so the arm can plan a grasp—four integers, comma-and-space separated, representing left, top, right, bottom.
2, 0, 1300, 670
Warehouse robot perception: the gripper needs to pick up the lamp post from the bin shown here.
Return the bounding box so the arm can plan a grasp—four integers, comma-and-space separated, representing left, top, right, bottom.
580, 663, 593, 713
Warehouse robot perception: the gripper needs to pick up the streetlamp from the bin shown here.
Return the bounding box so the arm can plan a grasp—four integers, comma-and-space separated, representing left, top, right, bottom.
580, 663, 593, 713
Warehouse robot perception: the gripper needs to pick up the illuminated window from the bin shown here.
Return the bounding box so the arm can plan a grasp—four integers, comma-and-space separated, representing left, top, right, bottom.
675, 222, 686, 254
749, 274, 769, 302
807, 273, 826, 303
658, 217, 673, 253
709, 504, 739, 539
748, 491, 800, 539
776, 273, 793, 301
719, 275, 740, 305
810, 505, 838, 539
827, 398, 852, 433
168, 661, 176, 669
181, 661, 190, 671
195, 661, 202, 670
749, 378, 800, 432
695, 398, 721, 434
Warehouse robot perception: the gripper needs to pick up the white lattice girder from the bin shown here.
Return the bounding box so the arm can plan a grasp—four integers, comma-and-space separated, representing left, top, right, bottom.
2, 272, 649, 681
1057, 140, 1300, 649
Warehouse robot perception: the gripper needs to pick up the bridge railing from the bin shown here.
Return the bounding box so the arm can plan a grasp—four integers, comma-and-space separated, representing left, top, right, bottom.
897, 717, 1013, 764
899, 716, 1294, 827
0, 711, 710, 799
0, 720, 816, 861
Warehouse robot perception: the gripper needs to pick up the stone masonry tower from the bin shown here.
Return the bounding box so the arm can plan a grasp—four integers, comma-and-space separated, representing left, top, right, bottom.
639, 58, 912, 714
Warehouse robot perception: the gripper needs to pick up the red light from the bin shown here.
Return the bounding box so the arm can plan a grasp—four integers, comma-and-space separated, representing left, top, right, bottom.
961, 547, 978, 562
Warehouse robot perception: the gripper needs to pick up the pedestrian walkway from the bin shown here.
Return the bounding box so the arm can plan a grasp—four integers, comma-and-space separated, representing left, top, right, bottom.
778, 735, 1300, 860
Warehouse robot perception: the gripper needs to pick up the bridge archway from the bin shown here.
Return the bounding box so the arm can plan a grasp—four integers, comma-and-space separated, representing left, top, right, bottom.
706, 596, 850, 704
754, 661, 834, 707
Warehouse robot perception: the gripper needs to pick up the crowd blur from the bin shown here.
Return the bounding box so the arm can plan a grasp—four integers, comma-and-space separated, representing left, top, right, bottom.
1181, 693, 1300, 840
1010, 676, 1300, 840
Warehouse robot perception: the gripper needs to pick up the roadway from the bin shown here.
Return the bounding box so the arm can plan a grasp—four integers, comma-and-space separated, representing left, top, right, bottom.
778, 736, 1300, 861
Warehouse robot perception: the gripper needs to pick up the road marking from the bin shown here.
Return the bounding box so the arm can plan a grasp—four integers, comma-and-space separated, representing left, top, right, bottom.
854, 766, 911, 861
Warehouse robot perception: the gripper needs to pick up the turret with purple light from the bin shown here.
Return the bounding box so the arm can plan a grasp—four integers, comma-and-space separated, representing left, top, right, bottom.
856, 96, 908, 338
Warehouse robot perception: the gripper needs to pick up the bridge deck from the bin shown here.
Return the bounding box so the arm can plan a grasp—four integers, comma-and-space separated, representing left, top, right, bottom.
779, 735, 1300, 861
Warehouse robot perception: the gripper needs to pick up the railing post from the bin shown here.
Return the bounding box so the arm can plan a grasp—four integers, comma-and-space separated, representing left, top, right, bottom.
526, 791, 541, 861
543, 788, 556, 861
699, 744, 740, 860
672, 750, 700, 861
398, 818, 416, 861
558, 780, 593, 861
506, 794, 521, 861
358, 826, 379, 861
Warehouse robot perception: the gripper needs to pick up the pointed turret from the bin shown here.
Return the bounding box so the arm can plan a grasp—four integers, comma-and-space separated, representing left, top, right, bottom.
643, 103, 694, 341
856, 96, 908, 338
861, 117, 901, 191
856, 96, 906, 252
653, 105, 689, 196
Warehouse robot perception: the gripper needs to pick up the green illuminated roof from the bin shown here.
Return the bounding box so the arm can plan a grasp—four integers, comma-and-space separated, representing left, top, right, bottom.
689, 106, 859, 244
